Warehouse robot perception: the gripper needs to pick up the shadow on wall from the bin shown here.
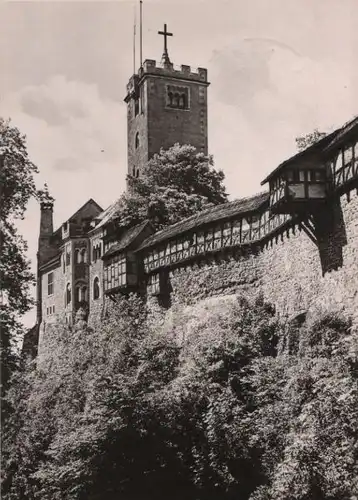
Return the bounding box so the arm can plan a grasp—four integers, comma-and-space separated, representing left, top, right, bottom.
313, 198, 347, 276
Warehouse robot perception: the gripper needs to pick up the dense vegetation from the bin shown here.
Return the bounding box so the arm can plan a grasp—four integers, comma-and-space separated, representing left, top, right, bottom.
3, 295, 357, 499
2, 123, 357, 499
113, 143, 228, 230
0, 118, 51, 422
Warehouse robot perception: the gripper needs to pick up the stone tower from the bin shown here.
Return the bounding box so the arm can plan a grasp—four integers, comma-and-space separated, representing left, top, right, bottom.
124, 24, 210, 179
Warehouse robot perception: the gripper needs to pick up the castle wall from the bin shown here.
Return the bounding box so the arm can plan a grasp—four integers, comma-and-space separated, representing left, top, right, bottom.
166, 191, 358, 321
40, 264, 64, 330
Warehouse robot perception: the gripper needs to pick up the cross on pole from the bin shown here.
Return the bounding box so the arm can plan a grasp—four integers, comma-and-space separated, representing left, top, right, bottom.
158, 23, 173, 65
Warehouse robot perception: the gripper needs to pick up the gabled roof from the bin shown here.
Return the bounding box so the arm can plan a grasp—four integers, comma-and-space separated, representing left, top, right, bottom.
68, 198, 103, 222
324, 115, 358, 152
89, 199, 122, 232
102, 220, 154, 258
137, 192, 269, 251
39, 253, 61, 272
261, 115, 358, 185
52, 198, 103, 239
261, 130, 339, 185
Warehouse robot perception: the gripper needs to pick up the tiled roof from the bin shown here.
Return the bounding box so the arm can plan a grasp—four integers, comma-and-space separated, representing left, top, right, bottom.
39, 252, 61, 272
137, 192, 269, 251
103, 220, 153, 258
90, 199, 121, 232
324, 116, 358, 152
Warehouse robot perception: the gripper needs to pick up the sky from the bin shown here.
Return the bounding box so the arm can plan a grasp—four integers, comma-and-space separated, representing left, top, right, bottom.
1, 0, 358, 327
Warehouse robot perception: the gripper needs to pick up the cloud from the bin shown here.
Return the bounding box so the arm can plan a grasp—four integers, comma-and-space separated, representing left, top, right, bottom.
2, 74, 126, 178
20, 83, 88, 126
208, 38, 357, 197
53, 156, 85, 171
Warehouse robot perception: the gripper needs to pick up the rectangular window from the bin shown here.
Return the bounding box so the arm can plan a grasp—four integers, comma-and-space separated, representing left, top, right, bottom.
148, 273, 160, 295
66, 249, 71, 266
354, 141, 358, 161
48, 272, 54, 296
286, 170, 294, 182
170, 241, 177, 254
292, 170, 300, 182
315, 170, 326, 182
344, 145, 353, 166
335, 151, 343, 172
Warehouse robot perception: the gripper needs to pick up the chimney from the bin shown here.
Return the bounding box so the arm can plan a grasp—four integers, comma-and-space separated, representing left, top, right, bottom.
38, 200, 54, 265
36, 200, 54, 324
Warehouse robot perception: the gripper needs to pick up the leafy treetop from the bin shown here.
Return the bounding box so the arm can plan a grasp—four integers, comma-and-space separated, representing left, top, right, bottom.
114, 144, 227, 231
295, 129, 327, 153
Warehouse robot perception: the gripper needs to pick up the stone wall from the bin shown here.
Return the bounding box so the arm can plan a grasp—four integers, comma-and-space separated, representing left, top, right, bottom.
165, 190, 358, 322
146, 75, 208, 159
39, 262, 65, 347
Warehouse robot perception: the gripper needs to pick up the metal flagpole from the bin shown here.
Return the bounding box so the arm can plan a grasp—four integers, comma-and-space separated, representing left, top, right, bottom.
133, 4, 136, 73
139, 0, 143, 67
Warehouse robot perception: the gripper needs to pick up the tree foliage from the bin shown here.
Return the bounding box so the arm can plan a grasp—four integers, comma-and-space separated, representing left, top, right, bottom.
115, 144, 227, 230
295, 129, 327, 152
0, 118, 44, 415
4, 293, 356, 499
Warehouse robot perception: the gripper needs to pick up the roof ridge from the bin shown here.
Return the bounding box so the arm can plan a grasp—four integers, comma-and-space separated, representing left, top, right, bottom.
149, 191, 268, 240
137, 191, 269, 251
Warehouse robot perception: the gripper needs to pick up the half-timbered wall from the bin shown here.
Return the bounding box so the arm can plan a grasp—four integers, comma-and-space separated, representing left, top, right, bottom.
104, 254, 127, 292
142, 208, 291, 276
328, 139, 358, 191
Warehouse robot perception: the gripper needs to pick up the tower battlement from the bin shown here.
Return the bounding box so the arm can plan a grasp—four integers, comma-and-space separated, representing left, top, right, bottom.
138, 59, 208, 83
125, 61, 208, 102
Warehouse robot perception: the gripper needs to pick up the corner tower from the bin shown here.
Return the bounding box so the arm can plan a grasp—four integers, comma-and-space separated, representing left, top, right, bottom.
125, 24, 210, 179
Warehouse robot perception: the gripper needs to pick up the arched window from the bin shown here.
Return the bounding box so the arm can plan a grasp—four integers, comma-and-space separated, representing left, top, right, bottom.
135, 132, 140, 149
66, 283, 71, 305
168, 91, 173, 107
80, 248, 87, 263
136, 168, 140, 178
82, 286, 88, 302
75, 249, 81, 264
93, 277, 100, 300
75, 286, 81, 303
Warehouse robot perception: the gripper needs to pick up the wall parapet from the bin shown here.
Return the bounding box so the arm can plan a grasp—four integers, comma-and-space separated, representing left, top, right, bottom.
137, 59, 208, 83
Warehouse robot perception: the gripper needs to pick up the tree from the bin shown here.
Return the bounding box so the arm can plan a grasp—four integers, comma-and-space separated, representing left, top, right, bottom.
295, 129, 327, 152
115, 144, 227, 230
3, 290, 357, 500
0, 118, 45, 419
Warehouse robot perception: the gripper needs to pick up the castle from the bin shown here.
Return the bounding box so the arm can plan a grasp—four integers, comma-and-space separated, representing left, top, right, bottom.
24, 26, 358, 357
